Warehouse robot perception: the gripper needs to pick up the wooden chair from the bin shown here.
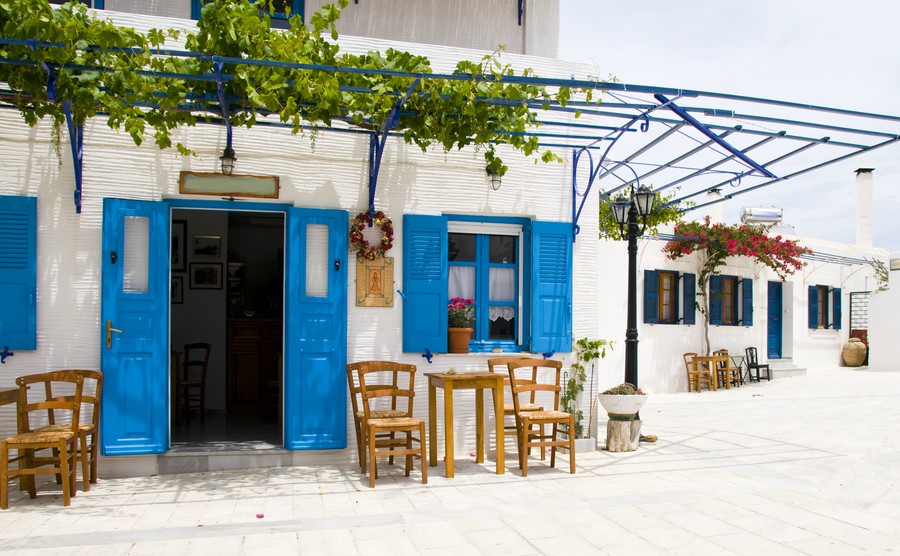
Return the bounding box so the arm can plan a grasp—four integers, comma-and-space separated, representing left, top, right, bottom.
356, 362, 426, 488
745, 347, 772, 382
346, 361, 411, 474
713, 350, 741, 389
683, 352, 712, 392
36, 370, 103, 492
506, 358, 575, 477
487, 356, 546, 459
1, 371, 84, 509
177, 343, 211, 423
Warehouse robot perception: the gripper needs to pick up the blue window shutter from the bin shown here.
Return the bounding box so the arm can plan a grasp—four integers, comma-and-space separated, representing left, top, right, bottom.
741, 277, 753, 326
530, 221, 572, 353
402, 214, 447, 353
833, 287, 842, 330
0, 196, 37, 350
709, 275, 723, 325
808, 285, 818, 329
683, 273, 696, 325
643, 270, 658, 324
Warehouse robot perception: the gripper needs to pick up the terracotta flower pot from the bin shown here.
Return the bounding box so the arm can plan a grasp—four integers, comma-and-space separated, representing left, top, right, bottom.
447, 327, 473, 353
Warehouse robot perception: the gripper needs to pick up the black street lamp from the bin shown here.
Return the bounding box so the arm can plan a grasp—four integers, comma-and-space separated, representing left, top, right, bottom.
609, 185, 656, 388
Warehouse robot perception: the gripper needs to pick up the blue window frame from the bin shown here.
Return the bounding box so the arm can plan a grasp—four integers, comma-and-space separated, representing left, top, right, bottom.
403, 214, 572, 354
643, 270, 696, 325
0, 196, 38, 350
808, 285, 842, 330
709, 275, 753, 326
192, 1, 304, 26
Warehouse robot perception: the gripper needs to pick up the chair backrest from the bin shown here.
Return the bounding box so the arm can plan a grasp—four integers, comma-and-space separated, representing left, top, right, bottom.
506, 358, 563, 413
683, 352, 698, 374
347, 360, 405, 417
182, 343, 211, 384
713, 349, 729, 369
488, 356, 542, 404
17, 371, 85, 434
745, 347, 759, 366
356, 362, 417, 421
42, 370, 102, 429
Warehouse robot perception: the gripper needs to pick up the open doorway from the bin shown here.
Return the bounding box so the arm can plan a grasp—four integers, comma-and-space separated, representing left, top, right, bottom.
170, 208, 285, 448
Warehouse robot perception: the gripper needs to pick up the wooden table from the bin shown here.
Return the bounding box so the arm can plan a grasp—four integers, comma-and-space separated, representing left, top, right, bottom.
424, 371, 505, 478
0, 387, 17, 406
695, 354, 729, 390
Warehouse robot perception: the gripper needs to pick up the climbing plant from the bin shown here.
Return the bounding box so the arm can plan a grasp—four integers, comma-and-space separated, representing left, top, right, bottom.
0, 0, 602, 171
562, 337, 611, 439
662, 216, 811, 354
598, 187, 688, 239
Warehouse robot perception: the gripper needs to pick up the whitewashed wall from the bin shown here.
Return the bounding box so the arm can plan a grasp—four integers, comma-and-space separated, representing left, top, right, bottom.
868, 256, 899, 371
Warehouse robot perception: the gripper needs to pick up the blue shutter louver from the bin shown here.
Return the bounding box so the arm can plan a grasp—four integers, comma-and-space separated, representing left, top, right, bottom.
709, 275, 723, 325
402, 215, 448, 353
833, 287, 842, 330
0, 196, 37, 350
808, 285, 818, 329
741, 277, 753, 326
682, 272, 696, 325
643, 270, 658, 324
530, 221, 572, 354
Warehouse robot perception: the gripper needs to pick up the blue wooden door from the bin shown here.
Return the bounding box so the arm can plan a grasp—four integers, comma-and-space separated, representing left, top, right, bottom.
100, 199, 169, 455
283, 207, 347, 449
767, 281, 782, 359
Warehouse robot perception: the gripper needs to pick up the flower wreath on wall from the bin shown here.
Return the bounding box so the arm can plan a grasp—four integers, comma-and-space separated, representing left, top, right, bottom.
350, 210, 393, 260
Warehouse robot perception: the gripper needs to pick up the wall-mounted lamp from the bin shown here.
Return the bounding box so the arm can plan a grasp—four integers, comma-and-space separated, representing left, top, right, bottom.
486, 167, 502, 190
219, 146, 236, 175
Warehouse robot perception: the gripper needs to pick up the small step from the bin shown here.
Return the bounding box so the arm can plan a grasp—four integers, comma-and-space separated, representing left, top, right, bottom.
158, 441, 293, 474
763, 358, 806, 379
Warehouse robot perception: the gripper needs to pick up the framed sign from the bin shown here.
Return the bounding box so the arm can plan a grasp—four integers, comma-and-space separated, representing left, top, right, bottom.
192, 235, 222, 260
179, 171, 280, 199
356, 257, 394, 307
190, 263, 223, 289
171, 220, 187, 272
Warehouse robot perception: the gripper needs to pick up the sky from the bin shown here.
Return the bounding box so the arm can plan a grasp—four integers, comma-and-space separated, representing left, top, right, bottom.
557, 0, 900, 253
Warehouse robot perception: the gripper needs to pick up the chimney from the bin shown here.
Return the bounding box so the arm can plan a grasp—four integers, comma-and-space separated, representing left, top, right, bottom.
705, 188, 723, 223
855, 168, 874, 247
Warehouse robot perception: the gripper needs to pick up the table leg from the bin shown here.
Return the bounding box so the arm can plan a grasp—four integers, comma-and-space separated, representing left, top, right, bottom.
443, 385, 455, 478
428, 383, 437, 467
493, 380, 504, 474
475, 388, 484, 464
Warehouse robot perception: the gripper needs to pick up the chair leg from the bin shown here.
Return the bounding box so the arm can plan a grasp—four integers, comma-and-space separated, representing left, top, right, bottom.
568, 416, 576, 474
59, 441, 71, 507
550, 423, 557, 469
1, 442, 8, 510
404, 431, 413, 477
80, 433, 90, 492
367, 425, 377, 488
418, 422, 427, 485
519, 417, 529, 477
200, 390, 206, 423
89, 435, 99, 484
358, 424, 367, 474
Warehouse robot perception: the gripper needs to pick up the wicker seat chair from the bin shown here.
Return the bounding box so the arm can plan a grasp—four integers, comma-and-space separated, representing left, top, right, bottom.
683, 352, 712, 392
346, 361, 411, 474
487, 356, 546, 459
713, 350, 741, 389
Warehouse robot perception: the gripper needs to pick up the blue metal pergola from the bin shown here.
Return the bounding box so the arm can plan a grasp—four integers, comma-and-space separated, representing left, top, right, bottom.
2, 37, 900, 233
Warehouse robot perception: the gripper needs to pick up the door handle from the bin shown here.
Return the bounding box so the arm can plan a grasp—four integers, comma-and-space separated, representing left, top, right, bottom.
106, 320, 123, 349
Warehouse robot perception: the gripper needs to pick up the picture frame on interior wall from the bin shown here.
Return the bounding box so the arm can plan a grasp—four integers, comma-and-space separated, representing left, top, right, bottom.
172, 220, 187, 271
192, 235, 221, 260
171, 276, 184, 304
190, 263, 223, 289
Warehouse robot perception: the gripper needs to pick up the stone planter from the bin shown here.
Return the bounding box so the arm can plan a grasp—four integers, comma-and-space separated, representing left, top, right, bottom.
573, 437, 596, 453
447, 327, 473, 353
597, 393, 648, 453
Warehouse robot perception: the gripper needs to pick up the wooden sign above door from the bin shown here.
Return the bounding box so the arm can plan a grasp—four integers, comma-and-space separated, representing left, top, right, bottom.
179, 171, 280, 199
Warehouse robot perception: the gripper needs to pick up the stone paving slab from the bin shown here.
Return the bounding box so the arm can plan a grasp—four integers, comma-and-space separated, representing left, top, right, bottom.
2, 368, 899, 555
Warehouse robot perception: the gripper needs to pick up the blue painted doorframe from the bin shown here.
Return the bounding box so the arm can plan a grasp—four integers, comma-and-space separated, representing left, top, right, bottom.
101, 198, 348, 455
767, 281, 782, 359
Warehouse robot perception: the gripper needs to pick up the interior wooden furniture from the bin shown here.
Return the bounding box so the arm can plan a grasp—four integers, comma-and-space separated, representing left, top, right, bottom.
226, 318, 282, 415
36, 370, 103, 492
683, 352, 712, 392
177, 343, 211, 423
487, 356, 545, 459
713, 350, 742, 389
745, 347, 772, 382
346, 361, 411, 474
355, 362, 426, 488
1, 371, 84, 509
506, 358, 574, 477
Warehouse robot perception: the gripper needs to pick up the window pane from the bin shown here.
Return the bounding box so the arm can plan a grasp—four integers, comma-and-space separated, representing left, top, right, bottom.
448, 233, 476, 261
722, 278, 735, 324
449, 266, 475, 300
123, 216, 149, 294
489, 307, 515, 340
659, 273, 673, 322
489, 267, 515, 302
489, 235, 516, 263
305, 224, 328, 297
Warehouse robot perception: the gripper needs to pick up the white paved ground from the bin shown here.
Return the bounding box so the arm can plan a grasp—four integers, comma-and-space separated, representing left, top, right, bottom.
1, 368, 898, 555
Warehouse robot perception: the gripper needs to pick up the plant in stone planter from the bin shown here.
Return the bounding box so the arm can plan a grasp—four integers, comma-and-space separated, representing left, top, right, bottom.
561, 337, 611, 439
597, 383, 648, 452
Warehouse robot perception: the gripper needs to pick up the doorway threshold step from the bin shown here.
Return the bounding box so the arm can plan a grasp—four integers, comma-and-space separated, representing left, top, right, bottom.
159, 442, 292, 475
